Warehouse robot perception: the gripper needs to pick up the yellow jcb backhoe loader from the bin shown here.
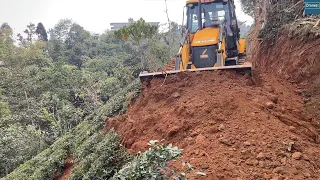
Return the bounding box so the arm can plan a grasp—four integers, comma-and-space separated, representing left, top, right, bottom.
139, 0, 252, 80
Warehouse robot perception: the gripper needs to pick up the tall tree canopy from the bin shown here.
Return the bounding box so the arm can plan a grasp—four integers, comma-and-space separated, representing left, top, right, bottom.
36, 23, 48, 41
114, 18, 159, 44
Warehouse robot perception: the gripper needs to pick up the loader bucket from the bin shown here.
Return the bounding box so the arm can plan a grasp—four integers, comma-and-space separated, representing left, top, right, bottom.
139, 62, 253, 84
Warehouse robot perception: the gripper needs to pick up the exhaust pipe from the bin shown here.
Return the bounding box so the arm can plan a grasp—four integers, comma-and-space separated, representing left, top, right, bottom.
198, 0, 202, 30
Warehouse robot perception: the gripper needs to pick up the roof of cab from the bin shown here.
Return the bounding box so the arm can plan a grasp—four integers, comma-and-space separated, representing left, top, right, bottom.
186, 0, 216, 4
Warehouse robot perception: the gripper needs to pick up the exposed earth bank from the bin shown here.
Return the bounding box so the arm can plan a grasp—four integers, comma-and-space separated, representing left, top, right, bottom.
104, 9, 320, 180
105, 70, 320, 179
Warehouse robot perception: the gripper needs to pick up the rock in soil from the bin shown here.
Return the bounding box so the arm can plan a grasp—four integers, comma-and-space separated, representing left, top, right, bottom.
218, 124, 226, 131
265, 101, 275, 109
292, 152, 302, 160
256, 152, 266, 160
269, 94, 279, 104
167, 126, 180, 137
172, 92, 181, 98
196, 134, 206, 144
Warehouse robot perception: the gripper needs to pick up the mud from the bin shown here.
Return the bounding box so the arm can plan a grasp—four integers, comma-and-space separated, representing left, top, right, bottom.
249, 15, 320, 134
103, 6, 320, 179
105, 71, 320, 180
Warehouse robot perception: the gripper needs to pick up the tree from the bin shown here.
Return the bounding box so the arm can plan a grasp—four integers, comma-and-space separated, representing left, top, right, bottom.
240, 0, 258, 18
36, 23, 48, 41
48, 19, 73, 41
0, 17, 180, 178
0, 23, 12, 31
0, 91, 10, 121
24, 23, 37, 42
65, 23, 90, 49
17, 23, 37, 45
16, 33, 26, 45
0, 24, 14, 63
114, 18, 158, 44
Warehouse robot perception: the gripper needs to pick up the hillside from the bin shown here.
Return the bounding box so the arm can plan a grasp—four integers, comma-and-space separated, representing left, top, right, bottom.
104, 1, 320, 179
0, 19, 179, 178
2, 0, 320, 180
105, 70, 319, 179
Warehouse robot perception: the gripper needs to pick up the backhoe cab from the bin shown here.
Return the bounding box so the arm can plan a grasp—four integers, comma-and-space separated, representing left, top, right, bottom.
139, 0, 251, 80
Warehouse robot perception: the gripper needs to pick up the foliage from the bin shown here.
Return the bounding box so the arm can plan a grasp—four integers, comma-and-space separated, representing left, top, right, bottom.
69, 130, 132, 180
1, 131, 72, 180
240, 0, 258, 18
258, 5, 297, 40
36, 23, 48, 41
114, 18, 159, 44
112, 140, 183, 180
2, 77, 140, 179
0, 125, 46, 176
117, 20, 180, 73
112, 140, 206, 180
2, 76, 189, 180
0, 17, 180, 178
0, 25, 14, 61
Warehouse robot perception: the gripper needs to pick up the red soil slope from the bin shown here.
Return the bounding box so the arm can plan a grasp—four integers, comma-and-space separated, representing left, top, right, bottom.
249, 17, 320, 133
105, 71, 320, 180
104, 7, 320, 179
57, 155, 77, 180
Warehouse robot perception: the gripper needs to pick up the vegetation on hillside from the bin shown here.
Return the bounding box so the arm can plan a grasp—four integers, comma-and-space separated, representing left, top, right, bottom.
2, 0, 303, 178
258, 0, 305, 40
0, 18, 180, 178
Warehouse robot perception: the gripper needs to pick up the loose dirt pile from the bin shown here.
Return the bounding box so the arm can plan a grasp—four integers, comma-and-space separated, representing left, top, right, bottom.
103, 6, 320, 179
105, 71, 320, 180
249, 15, 320, 133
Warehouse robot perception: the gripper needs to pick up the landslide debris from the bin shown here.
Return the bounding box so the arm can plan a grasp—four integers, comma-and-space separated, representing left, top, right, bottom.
249, 8, 320, 135
105, 71, 320, 180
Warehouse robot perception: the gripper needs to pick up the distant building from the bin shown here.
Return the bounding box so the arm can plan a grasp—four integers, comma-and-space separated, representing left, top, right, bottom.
110, 18, 160, 30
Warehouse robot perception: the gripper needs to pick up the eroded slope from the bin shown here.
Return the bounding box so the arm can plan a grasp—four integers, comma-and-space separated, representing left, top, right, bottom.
105, 71, 320, 180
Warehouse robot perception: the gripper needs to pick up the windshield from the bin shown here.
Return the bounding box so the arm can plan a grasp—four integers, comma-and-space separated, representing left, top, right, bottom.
187, 1, 229, 33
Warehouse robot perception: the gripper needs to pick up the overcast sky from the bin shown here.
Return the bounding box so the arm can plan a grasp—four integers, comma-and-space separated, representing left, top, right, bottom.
0, 0, 253, 35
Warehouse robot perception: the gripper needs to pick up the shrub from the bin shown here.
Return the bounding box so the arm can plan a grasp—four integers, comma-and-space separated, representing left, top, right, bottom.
112, 140, 184, 180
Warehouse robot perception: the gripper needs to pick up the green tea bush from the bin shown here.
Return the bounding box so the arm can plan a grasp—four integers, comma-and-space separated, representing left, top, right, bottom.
2, 78, 140, 180
112, 140, 184, 180
70, 130, 132, 180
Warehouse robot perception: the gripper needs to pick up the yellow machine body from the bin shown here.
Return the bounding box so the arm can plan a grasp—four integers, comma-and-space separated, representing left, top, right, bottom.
139, 0, 252, 80
238, 38, 246, 55
175, 0, 251, 71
